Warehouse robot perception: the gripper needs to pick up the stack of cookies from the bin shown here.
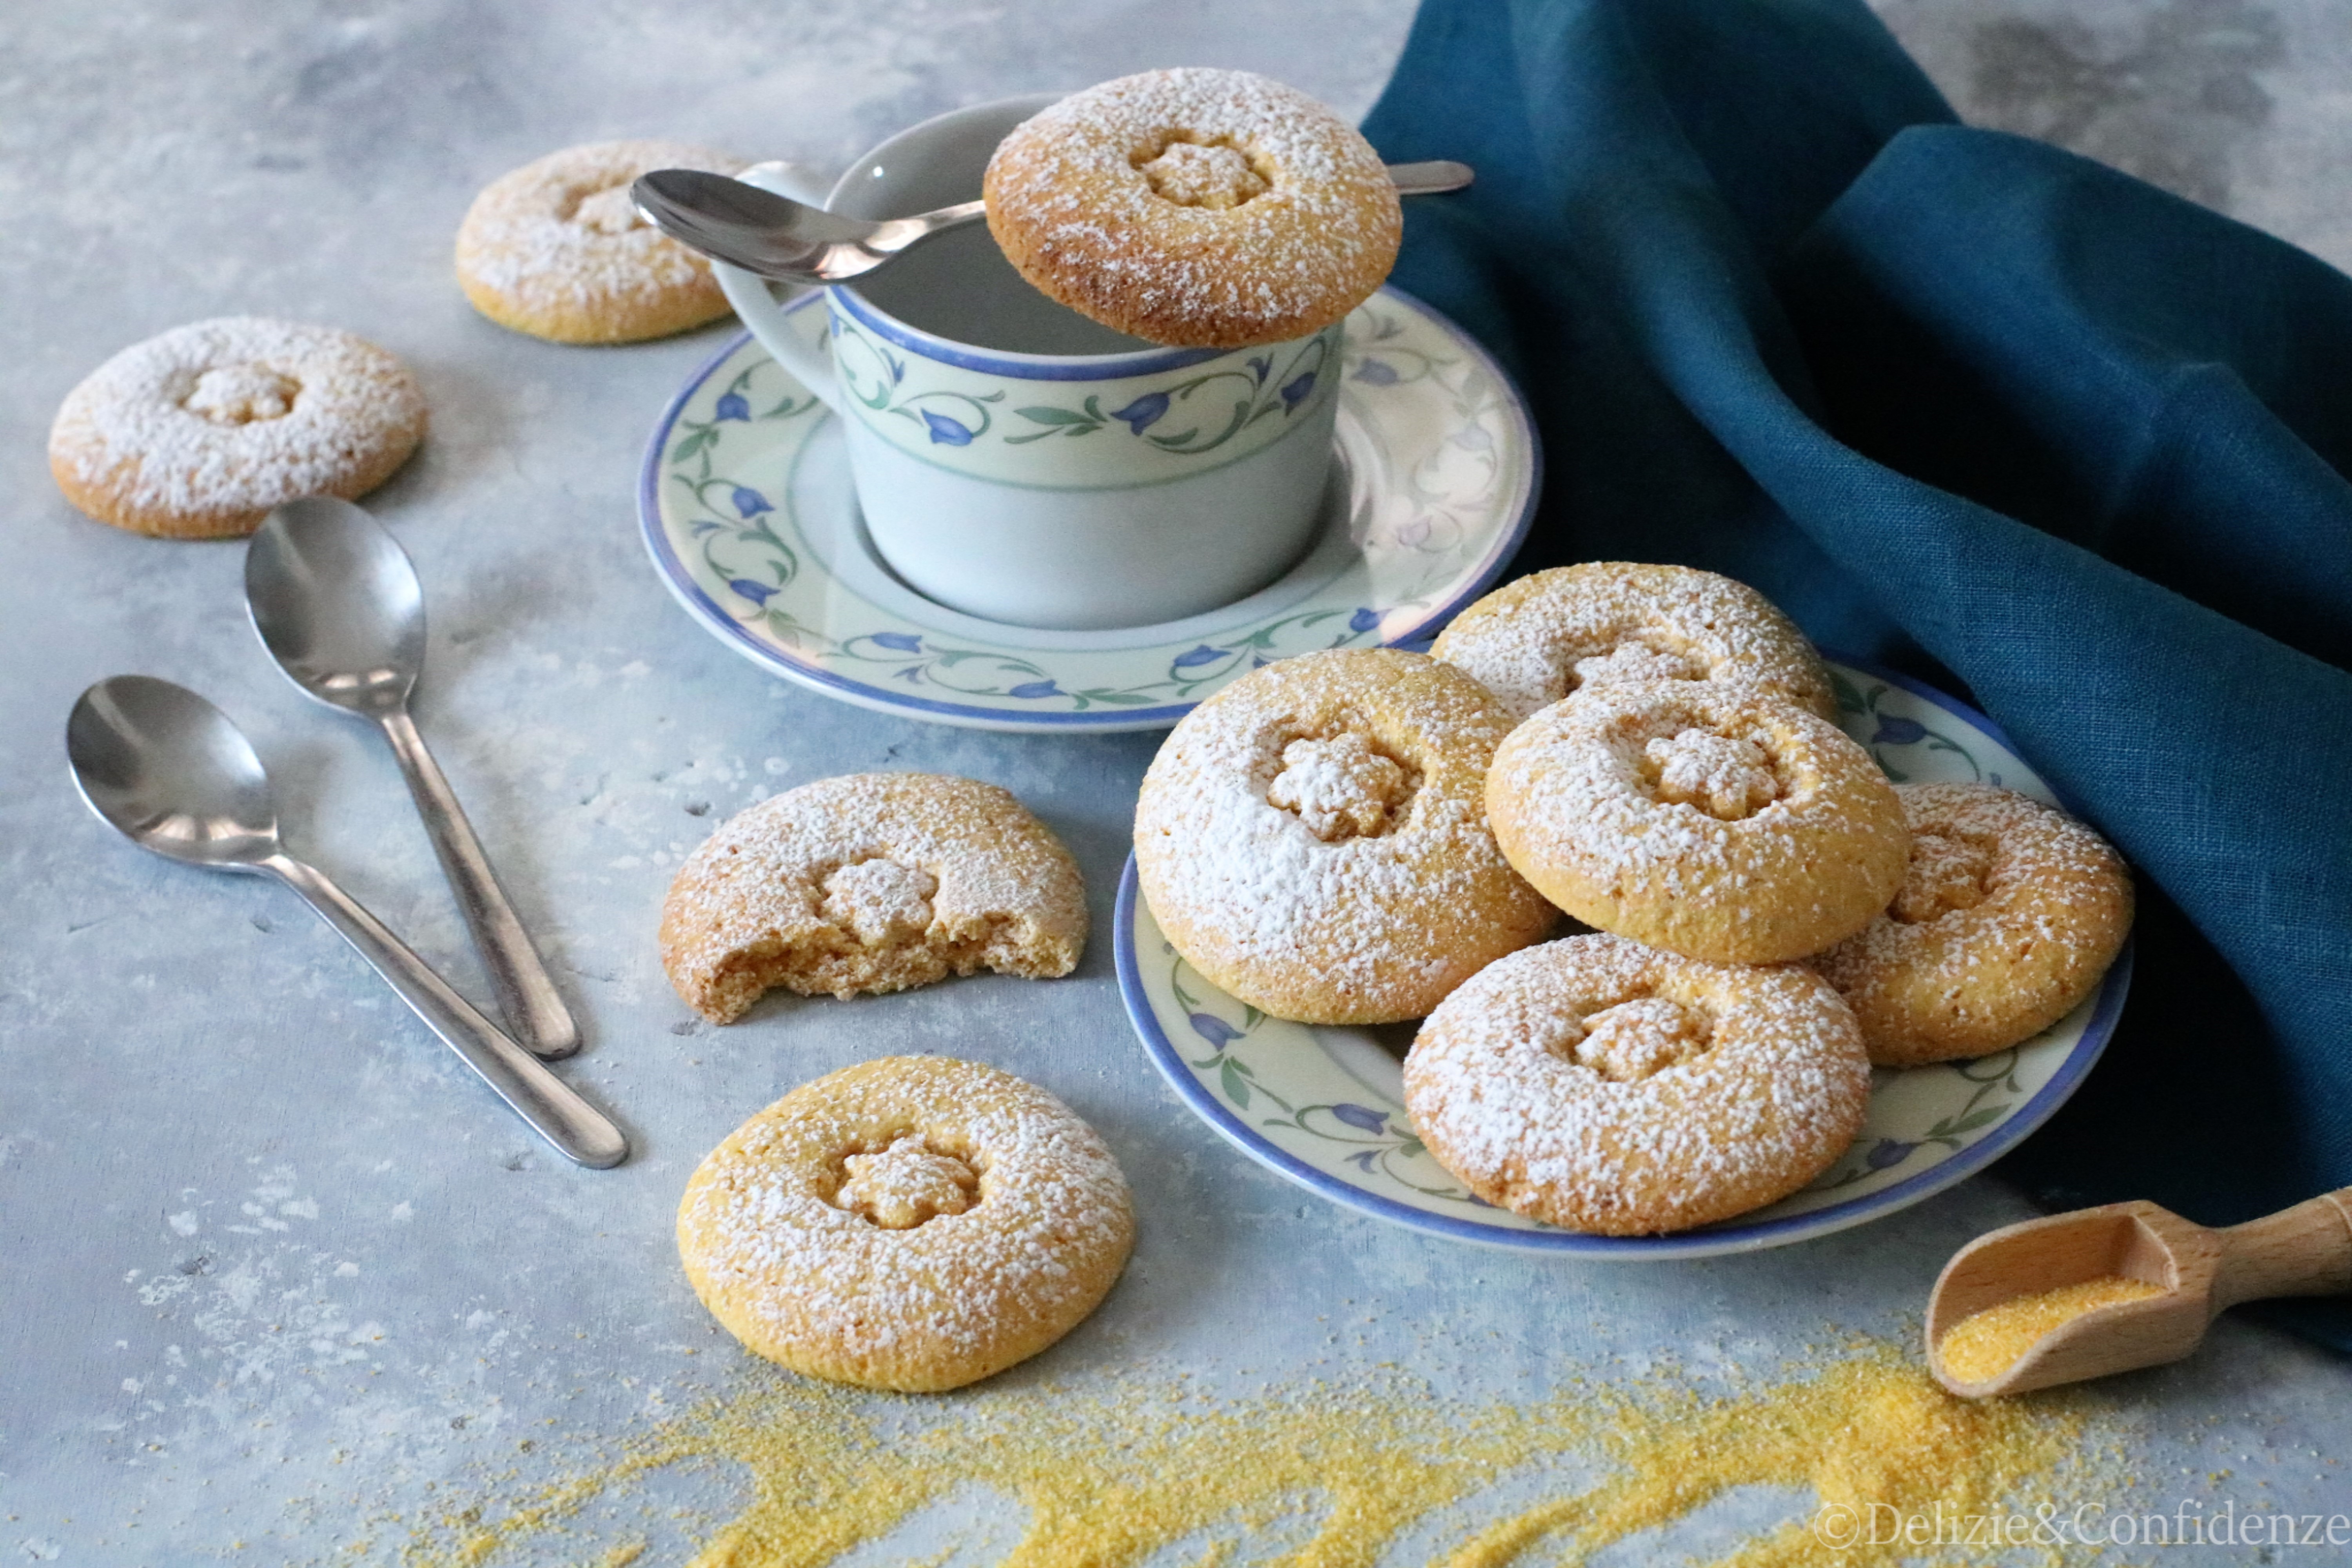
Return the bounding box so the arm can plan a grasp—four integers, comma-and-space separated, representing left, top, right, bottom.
1135, 563, 2132, 1236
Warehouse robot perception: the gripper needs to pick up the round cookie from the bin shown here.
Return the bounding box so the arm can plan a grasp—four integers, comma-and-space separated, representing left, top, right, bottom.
1404, 934, 1871, 1234
47, 317, 426, 540
1811, 783, 2132, 1065
456, 139, 744, 343
678, 1056, 1134, 1392
660, 773, 1086, 1024
1134, 647, 1556, 1025
1486, 681, 1908, 964
984, 69, 1401, 349
1431, 563, 1838, 724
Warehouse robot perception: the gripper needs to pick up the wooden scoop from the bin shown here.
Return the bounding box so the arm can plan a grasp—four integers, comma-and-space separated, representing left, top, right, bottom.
1926, 1187, 2352, 1397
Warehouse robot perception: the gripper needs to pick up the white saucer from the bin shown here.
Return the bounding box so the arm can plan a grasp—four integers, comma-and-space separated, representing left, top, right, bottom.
639, 287, 1539, 732
1115, 659, 2133, 1257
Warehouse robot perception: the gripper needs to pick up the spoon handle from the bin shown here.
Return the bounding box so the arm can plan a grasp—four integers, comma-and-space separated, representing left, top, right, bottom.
2210, 1187, 2352, 1311
377, 709, 580, 1060
263, 853, 628, 1169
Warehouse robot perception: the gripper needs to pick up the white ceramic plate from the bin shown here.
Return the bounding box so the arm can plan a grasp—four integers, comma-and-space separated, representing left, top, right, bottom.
1115, 659, 2133, 1257
639, 287, 1538, 732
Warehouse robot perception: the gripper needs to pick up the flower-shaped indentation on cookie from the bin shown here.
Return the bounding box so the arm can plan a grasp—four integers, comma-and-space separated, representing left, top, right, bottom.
820, 858, 939, 945
833, 1134, 980, 1229
1569, 639, 1704, 693
183, 363, 299, 425
1138, 137, 1269, 209
1565, 994, 1714, 1082
1267, 730, 1411, 841
569, 183, 645, 235
1889, 830, 1996, 924
1640, 728, 1780, 821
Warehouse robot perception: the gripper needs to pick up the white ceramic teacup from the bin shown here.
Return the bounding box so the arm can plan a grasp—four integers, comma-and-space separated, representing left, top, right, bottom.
711, 96, 1343, 632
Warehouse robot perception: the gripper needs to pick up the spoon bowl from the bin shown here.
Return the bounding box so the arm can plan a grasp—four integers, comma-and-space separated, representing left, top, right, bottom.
68, 675, 283, 870
246, 495, 423, 717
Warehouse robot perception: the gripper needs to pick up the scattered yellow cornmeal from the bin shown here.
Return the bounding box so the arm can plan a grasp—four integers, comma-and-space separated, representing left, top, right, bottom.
402, 1340, 2117, 1567
1938, 1276, 2168, 1385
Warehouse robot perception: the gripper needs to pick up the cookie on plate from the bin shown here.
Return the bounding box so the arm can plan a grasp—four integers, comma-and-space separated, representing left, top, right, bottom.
47, 317, 426, 540
1810, 782, 2132, 1065
678, 1056, 1134, 1391
1404, 934, 1871, 1234
1134, 647, 1555, 1025
456, 139, 744, 343
1431, 562, 1838, 724
660, 772, 1086, 1024
1485, 681, 1908, 964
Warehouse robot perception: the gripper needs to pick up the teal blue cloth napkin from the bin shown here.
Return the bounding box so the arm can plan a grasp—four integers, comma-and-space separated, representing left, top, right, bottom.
1364, 0, 2352, 1348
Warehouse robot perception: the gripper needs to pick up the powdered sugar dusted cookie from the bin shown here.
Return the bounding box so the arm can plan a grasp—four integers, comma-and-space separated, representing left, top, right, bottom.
660, 773, 1086, 1024
1486, 682, 1907, 965
1811, 783, 2132, 1065
1404, 934, 1870, 1234
1432, 563, 1837, 723
984, 69, 1401, 348
1134, 648, 1555, 1025
456, 140, 744, 343
48, 318, 426, 540
678, 1056, 1134, 1391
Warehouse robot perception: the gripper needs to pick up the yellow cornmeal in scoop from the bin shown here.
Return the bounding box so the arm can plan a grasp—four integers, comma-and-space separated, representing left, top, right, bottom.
1938, 1276, 2168, 1384
403, 1341, 2115, 1568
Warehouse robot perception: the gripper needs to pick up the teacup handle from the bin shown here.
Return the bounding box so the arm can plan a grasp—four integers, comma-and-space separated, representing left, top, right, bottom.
709, 159, 845, 416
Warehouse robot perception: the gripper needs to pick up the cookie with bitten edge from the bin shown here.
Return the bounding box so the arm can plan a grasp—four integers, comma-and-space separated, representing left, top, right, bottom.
1432, 562, 1838, 724
984, 69, 1401, 348
1134, 647, 1556, 1025
1810, 782, 2132, 1065
1486, 681, 1908, 964
456, 139, 745, 343
660, 772, 1086, 1024
678, 1055, 1135, 1392
1403, 934, 1871, 1234
47, 317, 426, 540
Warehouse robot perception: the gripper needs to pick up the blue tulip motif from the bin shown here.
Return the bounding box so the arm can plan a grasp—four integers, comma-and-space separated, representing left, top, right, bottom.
1110, 392, 1170, 435
1188, 1012, 1241, 1049
869, 632, 923, 653
1278, 372, 1316, 411
1871, 716, 1928, 747
921, 410, 975, 446
1007, 679, 1062, 700
1348, 608, 1381, 635
1172, 644, 1227, 670
1351, 358, 1399, 386
728, 578, 777, 606
1329, 1103, 1388, 1135
713, 390, 751, 422
731, 485, 774, 519
1864, 1139, 1918, 1172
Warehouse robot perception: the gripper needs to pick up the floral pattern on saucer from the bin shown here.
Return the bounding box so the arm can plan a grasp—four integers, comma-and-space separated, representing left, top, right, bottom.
1115, 659, 2132, 1257
639, 287, 1539, 733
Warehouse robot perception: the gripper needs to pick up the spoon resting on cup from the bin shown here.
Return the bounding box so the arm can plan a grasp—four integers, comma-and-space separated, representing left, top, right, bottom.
1926, 1188, 2352, 1397
632, 159, 1475, 285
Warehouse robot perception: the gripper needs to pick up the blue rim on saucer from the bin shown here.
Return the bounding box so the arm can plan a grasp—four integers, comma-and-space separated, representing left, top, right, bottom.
1114, 657, 2132, 1257
639, 285, 1540, 733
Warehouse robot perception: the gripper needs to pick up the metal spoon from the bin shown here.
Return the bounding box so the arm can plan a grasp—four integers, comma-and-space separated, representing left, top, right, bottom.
631, 159, 1477, 285
65, 676, 627, 1169
246, 497, 579, 1060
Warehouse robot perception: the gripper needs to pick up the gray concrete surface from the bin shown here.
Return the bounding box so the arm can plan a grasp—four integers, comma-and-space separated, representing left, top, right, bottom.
2, 1, 2346, 1560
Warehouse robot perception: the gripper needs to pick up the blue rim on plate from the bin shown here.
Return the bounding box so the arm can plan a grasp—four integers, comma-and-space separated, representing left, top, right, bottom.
1114, 656, 2132, 1258
637, 285, 1542, 733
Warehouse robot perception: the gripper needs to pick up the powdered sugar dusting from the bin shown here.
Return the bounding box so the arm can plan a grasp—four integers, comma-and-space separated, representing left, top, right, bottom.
1403, 935, 1870, 1235
1432, 563, 1838, 722
679, 1057, 1134, 1390
984, 69, 1400, 347
1134, 649, 1553, 1024
660, 772, 1087, 1022
47, 316, 425, 532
